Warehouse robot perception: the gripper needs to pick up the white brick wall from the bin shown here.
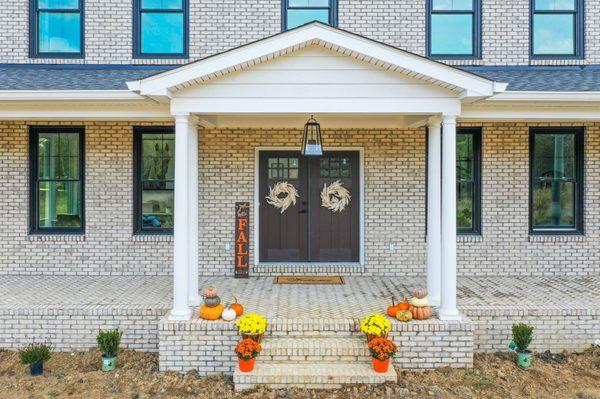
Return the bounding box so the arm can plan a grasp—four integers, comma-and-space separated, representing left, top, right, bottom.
1, 0, 600, 65
2, 121, 600, 277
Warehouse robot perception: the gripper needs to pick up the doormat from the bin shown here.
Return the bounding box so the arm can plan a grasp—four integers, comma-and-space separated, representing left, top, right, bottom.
275, 276, 345, 285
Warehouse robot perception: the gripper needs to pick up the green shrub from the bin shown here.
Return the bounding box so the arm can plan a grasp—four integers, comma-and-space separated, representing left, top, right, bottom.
18, 342, 52, 365
97, 329, 123, 357
512, 323, 534, 353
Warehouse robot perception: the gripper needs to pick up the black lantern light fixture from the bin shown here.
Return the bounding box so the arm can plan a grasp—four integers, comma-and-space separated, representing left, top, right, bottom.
301, 115, 323, 156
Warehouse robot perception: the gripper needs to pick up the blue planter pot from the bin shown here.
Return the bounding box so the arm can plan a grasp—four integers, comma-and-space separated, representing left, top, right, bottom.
29, 361, 43, 376
102, 355, 117, 372
517, 351, 532, 368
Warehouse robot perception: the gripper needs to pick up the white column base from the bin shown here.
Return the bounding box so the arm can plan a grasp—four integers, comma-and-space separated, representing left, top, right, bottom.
168, 307, 193, 321
438, 309, 462, 321
429, 296, 441, 307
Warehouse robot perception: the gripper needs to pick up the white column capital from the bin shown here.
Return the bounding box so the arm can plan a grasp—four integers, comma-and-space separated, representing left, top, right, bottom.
427, 115, 443, 127
442, 114, 458, 124
173, 113, 191, 123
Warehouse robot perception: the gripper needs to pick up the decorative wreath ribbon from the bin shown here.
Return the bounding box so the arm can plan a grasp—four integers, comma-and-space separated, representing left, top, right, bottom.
321, 180, 351, 212
265, 181, 299, 214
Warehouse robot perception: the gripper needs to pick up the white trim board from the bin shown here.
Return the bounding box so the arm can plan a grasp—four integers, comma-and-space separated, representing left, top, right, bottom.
253, 146, 365, 267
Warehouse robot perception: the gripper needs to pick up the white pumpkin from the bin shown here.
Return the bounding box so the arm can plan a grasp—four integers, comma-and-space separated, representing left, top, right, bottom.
409, 296, 429, 307
221, 306, 237, 321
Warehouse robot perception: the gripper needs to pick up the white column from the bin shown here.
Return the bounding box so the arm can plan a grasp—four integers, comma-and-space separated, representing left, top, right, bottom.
439, 115, 461, 320
426, 116, 442, 307
169, 114, 192, 320
187, 119, 201, 306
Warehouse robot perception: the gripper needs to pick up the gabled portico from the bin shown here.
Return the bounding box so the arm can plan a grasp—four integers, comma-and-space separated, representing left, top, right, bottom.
127, 22, 506, 322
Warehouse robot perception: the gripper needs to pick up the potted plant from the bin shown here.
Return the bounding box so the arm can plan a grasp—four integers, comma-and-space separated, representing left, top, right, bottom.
511, 322, 534, 368
235, 338, 262, 372
360, 314, 392, 342
368, 337, 397, 373
97, 328, 123, 372
19, 342, 52, 376
236, 313, 267, 343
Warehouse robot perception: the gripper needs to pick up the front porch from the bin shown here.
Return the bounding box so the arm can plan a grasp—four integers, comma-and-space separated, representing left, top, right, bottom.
1, 275, 597, 371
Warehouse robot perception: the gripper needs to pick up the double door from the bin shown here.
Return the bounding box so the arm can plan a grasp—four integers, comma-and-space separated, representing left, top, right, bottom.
259, 151, 359, 263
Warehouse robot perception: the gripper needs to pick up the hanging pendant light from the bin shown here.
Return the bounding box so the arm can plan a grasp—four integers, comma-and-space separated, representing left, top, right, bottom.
301, 115, 323, 156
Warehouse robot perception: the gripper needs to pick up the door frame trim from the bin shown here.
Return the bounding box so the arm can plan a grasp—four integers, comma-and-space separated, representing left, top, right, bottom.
254, 147, 365, 267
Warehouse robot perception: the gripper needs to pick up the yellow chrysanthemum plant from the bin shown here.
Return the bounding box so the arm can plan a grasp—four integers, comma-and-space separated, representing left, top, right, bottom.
236, 313, 268, 342
360, 314, 392, 341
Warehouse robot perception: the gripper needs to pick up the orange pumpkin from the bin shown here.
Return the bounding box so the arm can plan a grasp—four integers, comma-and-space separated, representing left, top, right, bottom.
200, 304, 223, 320
231, 296, 244, 316
396, 301, 410, 311
409, 305, 432, 320
387, 296, 401, 317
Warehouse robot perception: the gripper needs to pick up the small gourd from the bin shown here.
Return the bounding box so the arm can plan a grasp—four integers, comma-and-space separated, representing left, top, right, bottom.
409, 305, 432, 320
411, 288, 428, 299
230, 296, 244, 316
396, 310, 413, 322
409, 296, 429, 308
221, 305, 237, 321
200, 304, 224, 320
203, 286, 218, 298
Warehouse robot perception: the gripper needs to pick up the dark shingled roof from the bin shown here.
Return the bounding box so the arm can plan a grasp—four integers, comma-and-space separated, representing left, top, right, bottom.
460, 66, 600, 92
0, 64, 176, 90
1, 64, 600, 92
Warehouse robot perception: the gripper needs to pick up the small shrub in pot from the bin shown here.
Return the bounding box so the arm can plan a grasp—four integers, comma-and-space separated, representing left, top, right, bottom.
19, 342, 52, 376
97, 328, 123, 372
512, 323, 534, 367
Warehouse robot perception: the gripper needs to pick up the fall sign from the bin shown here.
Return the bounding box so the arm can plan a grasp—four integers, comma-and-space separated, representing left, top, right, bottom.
235, 202, 250, 278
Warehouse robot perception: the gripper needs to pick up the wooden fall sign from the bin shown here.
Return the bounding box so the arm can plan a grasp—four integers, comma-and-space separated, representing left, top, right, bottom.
235, 202, 250, 278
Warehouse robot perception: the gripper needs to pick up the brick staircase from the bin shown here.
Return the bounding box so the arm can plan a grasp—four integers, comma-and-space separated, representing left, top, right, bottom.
233, 327, 397, 390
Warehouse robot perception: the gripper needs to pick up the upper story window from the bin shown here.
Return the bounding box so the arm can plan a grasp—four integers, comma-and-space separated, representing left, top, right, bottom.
283, 0, 337, 30
457, 128, 482, 234
29, 127, 85, 234
530, 127, 584, 235
133, 0, 188, 58
29, 0, 84, 58
133, 127, 175, 234
531, 0, 584, 58
427, 0, 481, 59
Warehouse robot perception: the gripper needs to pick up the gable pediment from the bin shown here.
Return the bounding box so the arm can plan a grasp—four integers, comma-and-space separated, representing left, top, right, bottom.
128, 22, 506, 100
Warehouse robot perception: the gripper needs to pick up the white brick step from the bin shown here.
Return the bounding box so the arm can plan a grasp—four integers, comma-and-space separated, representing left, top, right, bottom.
260, 337, 370, 362
234, 362, 397, 391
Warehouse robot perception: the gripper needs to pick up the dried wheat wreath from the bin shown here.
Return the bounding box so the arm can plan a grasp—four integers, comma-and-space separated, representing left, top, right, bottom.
321, 180, 351, 212
265, 181, 299, 214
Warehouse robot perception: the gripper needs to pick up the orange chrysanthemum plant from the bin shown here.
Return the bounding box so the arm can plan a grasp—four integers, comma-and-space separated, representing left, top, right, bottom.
368, 337, 397, 361
235, 338, 262, 372
367, 337, 397, 373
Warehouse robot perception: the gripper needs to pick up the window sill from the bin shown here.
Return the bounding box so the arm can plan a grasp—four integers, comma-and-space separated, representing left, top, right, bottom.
28, 234, 85, 242
529, 234, 585, 243
132, 234, 173, 242
457, 235, 483, 243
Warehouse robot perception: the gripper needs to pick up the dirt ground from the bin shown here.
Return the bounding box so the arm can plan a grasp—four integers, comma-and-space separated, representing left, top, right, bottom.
0, 347, 598, 399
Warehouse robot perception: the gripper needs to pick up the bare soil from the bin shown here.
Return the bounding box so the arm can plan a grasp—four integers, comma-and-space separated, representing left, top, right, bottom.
0, 347, 598, 399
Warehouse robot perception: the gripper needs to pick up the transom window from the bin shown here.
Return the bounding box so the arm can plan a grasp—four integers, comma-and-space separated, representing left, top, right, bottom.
456, 128, 482, 234
134, 127, 175, 234
283, 0, 337, 30
427, 0, 481, 58
134, 0, 188, 58
530, 128, 584, 234
29, 127, 85, 234
29, 0, 84, 57
531, 0, 584, 58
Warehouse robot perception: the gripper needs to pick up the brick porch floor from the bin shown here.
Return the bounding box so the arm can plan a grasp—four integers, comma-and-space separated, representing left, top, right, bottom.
0, 275, 597, 314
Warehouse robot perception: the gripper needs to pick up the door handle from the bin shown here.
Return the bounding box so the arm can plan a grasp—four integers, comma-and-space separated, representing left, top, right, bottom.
298, 209, 307, 214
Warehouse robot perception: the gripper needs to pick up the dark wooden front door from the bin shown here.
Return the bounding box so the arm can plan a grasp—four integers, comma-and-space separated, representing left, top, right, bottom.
259, 151, 359, 263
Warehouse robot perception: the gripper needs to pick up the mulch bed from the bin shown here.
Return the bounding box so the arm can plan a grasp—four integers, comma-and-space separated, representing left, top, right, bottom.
0, 346, 598, 399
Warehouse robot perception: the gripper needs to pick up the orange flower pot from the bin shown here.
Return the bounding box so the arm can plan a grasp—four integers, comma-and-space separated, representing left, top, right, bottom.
371, 357, 390, 373
238, 358, 255, 372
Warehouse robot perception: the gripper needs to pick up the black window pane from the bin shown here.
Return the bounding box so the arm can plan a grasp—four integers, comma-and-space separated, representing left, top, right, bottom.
533, 181, 575, 227
430, 14, 474, 55
457, 181, 474, 230
533, 134, 575, 179
142, 189, 174, 229
38, 181, 82, 228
